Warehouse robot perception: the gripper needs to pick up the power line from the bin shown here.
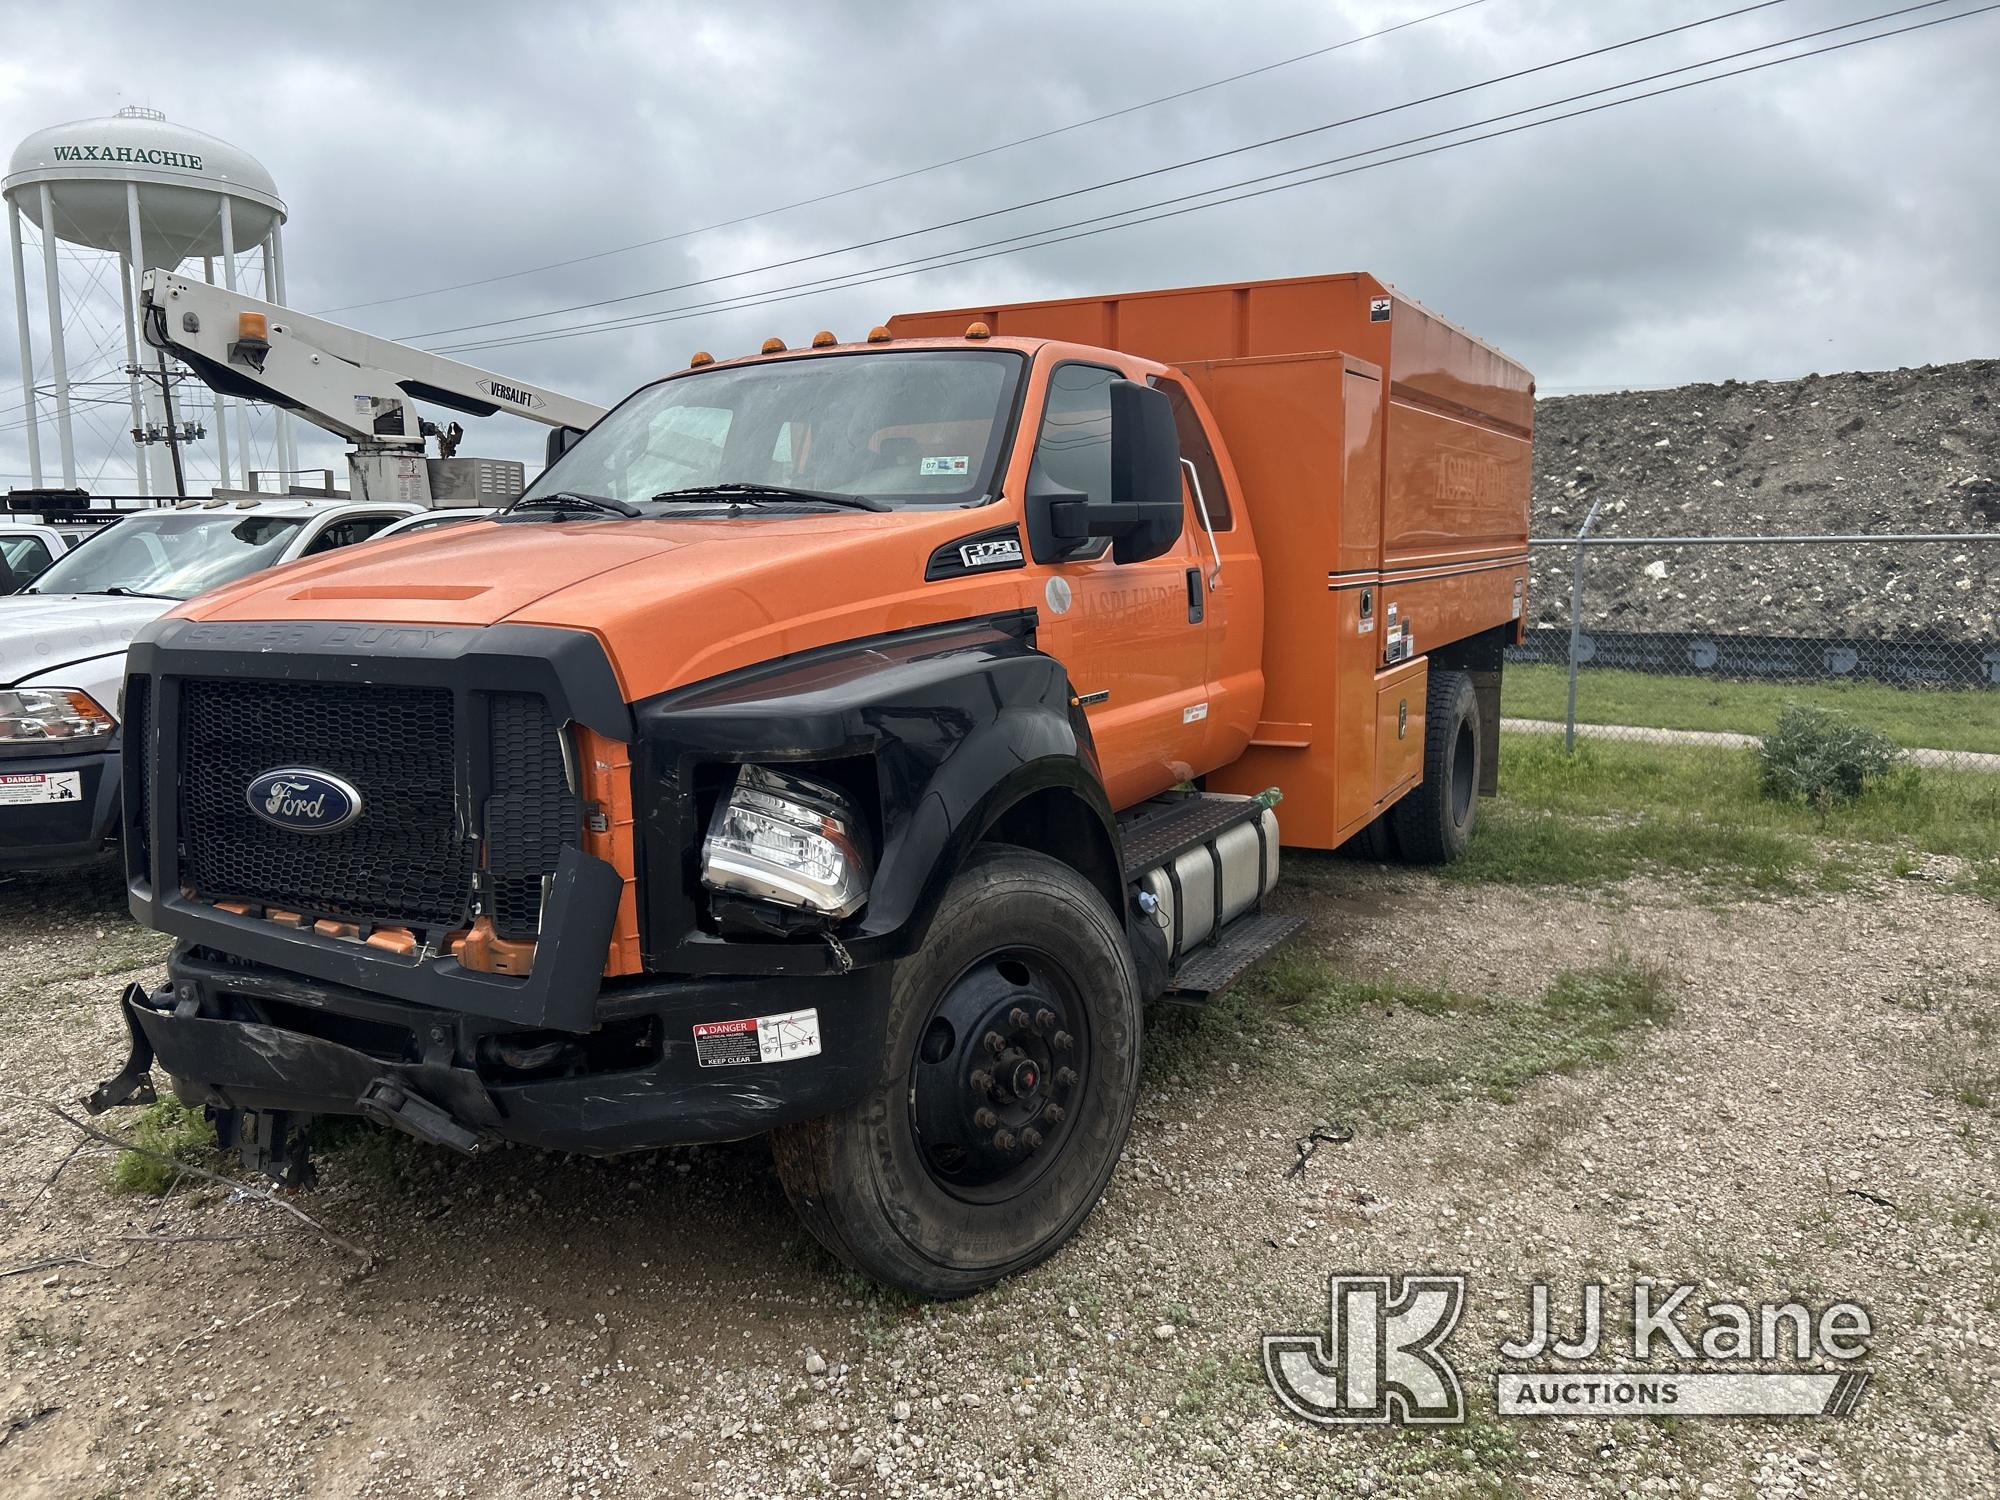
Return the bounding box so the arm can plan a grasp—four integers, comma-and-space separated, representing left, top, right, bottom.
401, 0, 1800, 344
432, 0, 1986, 360
317, 0, 1494, 317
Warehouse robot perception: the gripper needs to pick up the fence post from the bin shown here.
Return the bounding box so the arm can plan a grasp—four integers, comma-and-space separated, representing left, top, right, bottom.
1565, 497, 1604, 754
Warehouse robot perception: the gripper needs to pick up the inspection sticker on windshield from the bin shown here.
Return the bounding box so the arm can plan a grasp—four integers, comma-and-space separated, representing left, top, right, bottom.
919, 455, 970, 476
692, 1008, 822, 1067
0, 771, 81, 806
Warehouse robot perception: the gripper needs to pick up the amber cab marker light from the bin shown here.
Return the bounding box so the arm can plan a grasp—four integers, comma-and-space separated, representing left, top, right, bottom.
760, 336, 787, 354
964, 320, 992, 340
236, 311, 268, 342
866, 326, 893, 343
689, 350, 715, 368
811, 329, 838, 348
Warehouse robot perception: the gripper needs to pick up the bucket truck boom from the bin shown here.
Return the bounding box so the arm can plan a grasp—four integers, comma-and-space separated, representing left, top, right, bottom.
139, 270, 605, 505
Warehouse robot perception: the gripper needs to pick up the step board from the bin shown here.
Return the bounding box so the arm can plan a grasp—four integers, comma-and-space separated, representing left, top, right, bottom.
1120, 793, 1267, 883
1165, 911, 1305, 1000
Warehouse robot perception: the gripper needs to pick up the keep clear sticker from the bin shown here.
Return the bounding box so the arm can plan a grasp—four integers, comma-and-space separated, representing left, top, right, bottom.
919, 455, 970, 476
692, 1009, 823, 1067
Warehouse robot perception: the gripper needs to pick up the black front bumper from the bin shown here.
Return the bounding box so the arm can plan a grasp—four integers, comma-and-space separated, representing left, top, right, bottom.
0, 743, 119, 868
119, 948, 894, 1153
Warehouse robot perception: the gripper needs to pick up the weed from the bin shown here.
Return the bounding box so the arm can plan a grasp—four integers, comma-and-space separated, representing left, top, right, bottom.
1757, 705, 1904, 812
107, 1097, 220, 1195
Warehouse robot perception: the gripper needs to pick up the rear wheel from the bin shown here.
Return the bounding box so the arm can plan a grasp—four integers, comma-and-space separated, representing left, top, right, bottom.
1390, 668, 1482, 864
771, 847, 1141, 1298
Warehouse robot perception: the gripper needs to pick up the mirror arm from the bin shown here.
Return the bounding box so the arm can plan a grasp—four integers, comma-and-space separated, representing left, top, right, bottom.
1179, 458, 1224, 590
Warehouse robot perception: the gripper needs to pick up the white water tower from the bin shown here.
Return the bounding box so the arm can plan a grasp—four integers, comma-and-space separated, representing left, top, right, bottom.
5, 107, 295, 495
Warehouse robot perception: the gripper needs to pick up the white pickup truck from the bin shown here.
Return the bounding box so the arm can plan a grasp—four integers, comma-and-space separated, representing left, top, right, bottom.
0, 496, 417, 868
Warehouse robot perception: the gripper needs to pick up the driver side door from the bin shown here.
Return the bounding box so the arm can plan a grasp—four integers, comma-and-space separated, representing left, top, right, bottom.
1026, 360, 1210, 809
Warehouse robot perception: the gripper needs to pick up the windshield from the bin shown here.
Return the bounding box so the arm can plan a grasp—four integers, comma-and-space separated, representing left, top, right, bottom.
29, 513, 305, 600
524, 350, 1023, 511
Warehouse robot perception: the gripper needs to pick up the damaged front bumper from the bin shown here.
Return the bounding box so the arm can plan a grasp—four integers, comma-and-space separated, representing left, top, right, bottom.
91, 947, 894, 1169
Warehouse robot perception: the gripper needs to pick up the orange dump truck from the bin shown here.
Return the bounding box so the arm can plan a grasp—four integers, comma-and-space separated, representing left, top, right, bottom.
95, 273, 1531, 1295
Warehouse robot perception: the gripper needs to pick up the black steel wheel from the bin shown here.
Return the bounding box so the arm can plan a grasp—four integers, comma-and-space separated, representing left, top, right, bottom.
772, 846, 1141, 1298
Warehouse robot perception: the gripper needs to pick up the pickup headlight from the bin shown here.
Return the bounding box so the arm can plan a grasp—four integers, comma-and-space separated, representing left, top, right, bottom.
0, 688, 115, 744
701, 765, 870, 918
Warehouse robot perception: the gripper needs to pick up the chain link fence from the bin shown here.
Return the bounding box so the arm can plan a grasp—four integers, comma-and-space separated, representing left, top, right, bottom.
1503, 527, 2000, 776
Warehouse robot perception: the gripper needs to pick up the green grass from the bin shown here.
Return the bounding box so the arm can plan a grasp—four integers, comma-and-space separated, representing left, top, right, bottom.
1445, 733, 2000, 896
1505, 662, 2000, 754
107, 1097, 220, 1195
1149, 953, 1674, 1126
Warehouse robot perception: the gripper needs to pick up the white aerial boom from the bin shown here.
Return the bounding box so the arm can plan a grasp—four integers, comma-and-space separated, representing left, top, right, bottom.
139, 271, 605, 505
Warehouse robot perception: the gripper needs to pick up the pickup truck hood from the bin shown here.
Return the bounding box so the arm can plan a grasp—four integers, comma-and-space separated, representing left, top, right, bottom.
0, 593, 174, 685
180, 511, 1031, 699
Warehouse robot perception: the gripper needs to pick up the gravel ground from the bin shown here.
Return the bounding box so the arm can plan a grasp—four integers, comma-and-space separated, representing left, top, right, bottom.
1530, 358, 2000, 638
2, 856, 1997, 1498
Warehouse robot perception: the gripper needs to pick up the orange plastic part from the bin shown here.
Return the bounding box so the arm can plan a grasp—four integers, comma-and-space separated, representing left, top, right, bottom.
457, 917, 536, 976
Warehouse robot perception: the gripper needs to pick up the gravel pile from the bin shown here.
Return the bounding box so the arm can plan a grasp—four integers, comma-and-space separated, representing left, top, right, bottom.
1529, 359, 2000, 639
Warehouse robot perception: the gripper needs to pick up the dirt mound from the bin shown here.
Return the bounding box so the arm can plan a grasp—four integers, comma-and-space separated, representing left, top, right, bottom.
1529, 359, 2000, 639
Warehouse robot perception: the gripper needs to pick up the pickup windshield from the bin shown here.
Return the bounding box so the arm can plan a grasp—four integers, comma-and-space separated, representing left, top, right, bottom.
28, 513, 305, 600
523, 350, 1023, 512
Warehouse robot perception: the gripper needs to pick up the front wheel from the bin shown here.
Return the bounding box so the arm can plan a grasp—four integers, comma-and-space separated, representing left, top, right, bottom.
771, 846, 1141, 1298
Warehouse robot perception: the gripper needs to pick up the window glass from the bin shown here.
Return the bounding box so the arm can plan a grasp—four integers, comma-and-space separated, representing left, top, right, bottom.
28, 514, 305, 600
0, 536, 54, 575
523, 351, 1021, 510
1156, 378, 1232, 530
1030, 363, 1116, 505
304, 514, 398, 556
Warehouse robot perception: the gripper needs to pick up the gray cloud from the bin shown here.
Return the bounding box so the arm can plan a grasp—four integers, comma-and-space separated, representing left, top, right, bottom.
2, 0, 1993, 491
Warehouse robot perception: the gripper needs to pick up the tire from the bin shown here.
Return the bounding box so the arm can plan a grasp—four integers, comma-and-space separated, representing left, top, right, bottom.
1390, 668, 1482, 864
771, 846, 1141, 1298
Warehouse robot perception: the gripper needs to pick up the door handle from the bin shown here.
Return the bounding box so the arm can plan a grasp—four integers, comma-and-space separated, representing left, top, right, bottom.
1185, 567, 1205, 624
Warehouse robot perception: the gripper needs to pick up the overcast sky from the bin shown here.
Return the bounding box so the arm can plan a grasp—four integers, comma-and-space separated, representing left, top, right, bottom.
2, 0, 1994, 493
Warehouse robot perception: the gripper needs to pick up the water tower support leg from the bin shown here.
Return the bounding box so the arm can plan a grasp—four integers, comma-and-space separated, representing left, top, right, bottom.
202, 255, 230, 489
119, 254, 148, 496
220, 198, 251, 490
7, 202, 43, 488
126, 184, 174, 497
268, 227, 297, 483
35, 185, 75, 489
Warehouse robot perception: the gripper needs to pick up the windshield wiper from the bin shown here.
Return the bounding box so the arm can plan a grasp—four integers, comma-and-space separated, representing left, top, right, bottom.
506, 490, 642, 520
649, 483, 889, 513
66, 586, 177, 599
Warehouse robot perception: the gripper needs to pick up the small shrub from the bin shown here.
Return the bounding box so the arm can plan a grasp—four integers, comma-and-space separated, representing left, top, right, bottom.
1757, 705, 1902, 811
107, 1098, 220, 1195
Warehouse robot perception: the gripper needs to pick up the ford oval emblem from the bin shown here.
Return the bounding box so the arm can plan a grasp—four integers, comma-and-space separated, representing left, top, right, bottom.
245, 768, 363, 834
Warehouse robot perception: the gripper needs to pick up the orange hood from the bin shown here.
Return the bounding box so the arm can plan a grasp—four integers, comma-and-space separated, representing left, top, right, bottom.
181, 510, 1033, 700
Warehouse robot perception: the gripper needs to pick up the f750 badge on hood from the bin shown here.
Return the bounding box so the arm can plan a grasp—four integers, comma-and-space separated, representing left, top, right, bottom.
246, 768, 363, 834
959, 536, 1023, 569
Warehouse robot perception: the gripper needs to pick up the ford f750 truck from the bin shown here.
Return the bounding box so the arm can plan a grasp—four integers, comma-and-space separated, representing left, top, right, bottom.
92, 273, 1532, 1296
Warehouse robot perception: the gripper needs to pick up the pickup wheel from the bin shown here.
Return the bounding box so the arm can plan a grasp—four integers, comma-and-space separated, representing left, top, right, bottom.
1390, 668, 1482, 864
771, 846, 1141, 1298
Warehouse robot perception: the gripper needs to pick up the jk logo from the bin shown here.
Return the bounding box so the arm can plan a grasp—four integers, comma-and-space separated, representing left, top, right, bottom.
1263, 1273, 1468, 1426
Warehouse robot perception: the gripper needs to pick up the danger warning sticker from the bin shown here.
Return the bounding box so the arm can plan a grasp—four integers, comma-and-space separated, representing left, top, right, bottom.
692, 1008, 823, 1068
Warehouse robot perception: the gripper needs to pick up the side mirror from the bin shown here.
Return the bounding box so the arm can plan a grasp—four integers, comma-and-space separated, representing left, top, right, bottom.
1025, 381, 1185, 565
1106, 379, 1183, 564
544, 425, 586, 468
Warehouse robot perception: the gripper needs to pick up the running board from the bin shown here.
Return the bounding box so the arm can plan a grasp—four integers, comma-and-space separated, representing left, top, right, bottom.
1165, 912, 1305, 1000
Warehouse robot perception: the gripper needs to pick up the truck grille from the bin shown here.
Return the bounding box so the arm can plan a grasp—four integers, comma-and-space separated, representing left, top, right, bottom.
485, 692, 578, 940
179, 678, 475, 932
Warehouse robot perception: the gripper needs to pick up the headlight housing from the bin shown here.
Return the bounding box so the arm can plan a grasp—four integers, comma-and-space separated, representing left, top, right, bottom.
701, 764, 870, 919
0, 688, 115, 744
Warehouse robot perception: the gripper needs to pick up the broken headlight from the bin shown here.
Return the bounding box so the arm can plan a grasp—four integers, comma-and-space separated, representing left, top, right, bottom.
700, 764, 869, 919
0, 688, 115, 744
